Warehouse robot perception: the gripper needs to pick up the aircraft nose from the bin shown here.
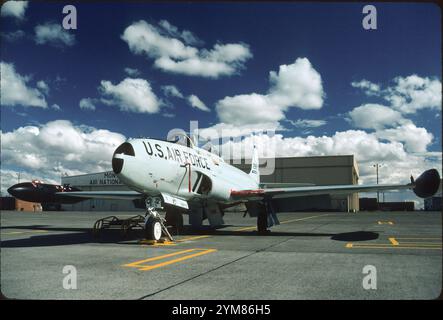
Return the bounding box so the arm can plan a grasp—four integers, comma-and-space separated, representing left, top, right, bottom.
7, 182, 32, 198
112, 156, 124, 174
112, 142, 135, 174
7, 185, 18, 197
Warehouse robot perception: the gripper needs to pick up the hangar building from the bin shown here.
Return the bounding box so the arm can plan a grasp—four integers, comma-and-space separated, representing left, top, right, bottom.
234, 155, 359, 212
61, 155, 359, 212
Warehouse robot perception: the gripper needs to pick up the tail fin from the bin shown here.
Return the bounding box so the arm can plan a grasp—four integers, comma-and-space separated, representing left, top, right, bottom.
249, 145, 260, 184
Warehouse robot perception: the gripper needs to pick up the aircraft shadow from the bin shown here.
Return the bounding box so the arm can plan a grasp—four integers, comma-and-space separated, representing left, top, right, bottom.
1, 225, 379, 248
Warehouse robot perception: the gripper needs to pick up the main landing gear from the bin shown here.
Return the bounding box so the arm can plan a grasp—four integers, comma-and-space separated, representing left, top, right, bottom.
257, 207, 269, 234
247, 199, 279, 235
144, 197, 174, 242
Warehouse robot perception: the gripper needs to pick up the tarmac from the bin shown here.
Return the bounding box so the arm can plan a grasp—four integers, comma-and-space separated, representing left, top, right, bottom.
1, 209, 441, 300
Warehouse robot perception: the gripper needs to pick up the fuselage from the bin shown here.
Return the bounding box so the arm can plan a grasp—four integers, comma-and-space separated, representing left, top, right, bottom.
112, 138, 258, 203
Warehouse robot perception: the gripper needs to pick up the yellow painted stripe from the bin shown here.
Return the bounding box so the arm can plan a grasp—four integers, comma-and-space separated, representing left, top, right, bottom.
176, 235, 211, 242
348, 243, 398, 247
123, 249, 197, 267
389, 238, 399, 246
139, 249, 217, 271
140, 239, 176, 246
345, 243, 353, 248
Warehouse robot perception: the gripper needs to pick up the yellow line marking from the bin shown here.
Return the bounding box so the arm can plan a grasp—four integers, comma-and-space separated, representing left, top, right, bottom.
124, 249, 197, 267
176, 235, 211, 242
1, 230, 48, 235
123, 248, 216, 271
140, 249, 216, 271
348, 243, 398, 247
139, 239, 176, 246
346, 237, 442, 250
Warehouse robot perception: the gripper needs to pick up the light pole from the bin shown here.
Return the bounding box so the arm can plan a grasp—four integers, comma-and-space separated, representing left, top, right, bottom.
373, 164, 382, 206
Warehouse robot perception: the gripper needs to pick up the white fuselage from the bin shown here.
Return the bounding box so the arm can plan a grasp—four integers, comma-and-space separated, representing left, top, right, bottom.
113, 138, 258, 203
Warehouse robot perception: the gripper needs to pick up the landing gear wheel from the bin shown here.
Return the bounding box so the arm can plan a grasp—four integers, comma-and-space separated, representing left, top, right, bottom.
145, 217, 162, 241
257, 204, 269, 235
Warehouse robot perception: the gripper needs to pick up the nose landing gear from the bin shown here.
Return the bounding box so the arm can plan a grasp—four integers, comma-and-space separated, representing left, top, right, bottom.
144, 197, 175, 242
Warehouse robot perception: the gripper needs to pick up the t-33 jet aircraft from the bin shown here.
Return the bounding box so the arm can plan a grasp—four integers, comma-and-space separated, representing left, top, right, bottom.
8, 134, 441, 241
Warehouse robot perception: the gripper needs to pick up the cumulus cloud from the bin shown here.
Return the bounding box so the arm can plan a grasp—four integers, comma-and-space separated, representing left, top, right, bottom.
290, 119, 327, 128
351, 79, 381, 96
198, 122, 282, 140
215, 58, 324, 126
79, 98, 96, 111
386, 75, 442, 114
158, 20, 202, 46
162, 85, 184, 98
36, 80, 50, 95
348, 104, 408, 130
352, 75, 442, 114
121, 20, 252, 78
1, 30, 25, 42
1, 61, 48, 108
124, 67, 141, 77
1, 120, 126, 193
375, 123, 433, 153
35, 22, 75, 47
99, 78, 161, 113
216, 93, 284, 125
217, 130, 441, 194
187, 94, 210, 112
268, 58, 324, 110
161, 85, 210, 113
1, 1, 28, 19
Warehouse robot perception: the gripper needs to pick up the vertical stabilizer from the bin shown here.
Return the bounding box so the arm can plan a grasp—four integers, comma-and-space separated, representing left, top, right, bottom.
249, 145, 260, 184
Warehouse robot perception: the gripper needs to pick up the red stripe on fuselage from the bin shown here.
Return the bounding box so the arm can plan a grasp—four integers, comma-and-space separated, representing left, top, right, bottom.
230, 189, 265, 196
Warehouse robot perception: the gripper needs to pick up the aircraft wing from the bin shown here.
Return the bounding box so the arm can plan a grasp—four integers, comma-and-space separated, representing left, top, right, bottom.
259, 182, 315, 188
231, 169, 441, 201
55, 190, 143, 200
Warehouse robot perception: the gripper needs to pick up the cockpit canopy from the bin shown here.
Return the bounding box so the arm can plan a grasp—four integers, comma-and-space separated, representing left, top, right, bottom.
168, 132, 196, 148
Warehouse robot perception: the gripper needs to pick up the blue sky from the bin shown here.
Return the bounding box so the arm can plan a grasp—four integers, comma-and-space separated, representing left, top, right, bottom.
1, 1, 441, 205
